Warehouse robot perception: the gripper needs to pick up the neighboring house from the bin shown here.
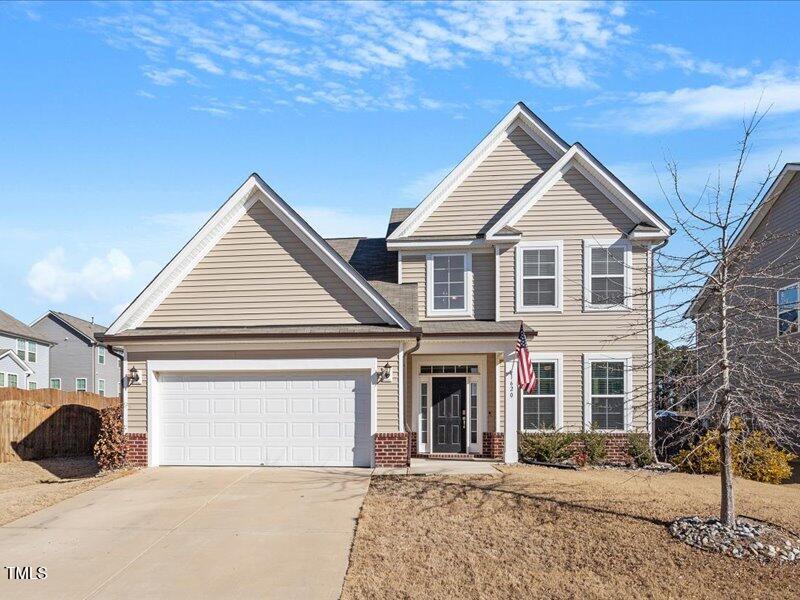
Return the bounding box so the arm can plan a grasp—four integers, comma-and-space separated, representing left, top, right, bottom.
99, 102, 672, 468
0, 309, 53, 389
30, 311, 122, 397
687, 163, 800, 439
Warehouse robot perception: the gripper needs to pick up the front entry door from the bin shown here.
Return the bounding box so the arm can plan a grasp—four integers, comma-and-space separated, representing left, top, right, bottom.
432, 377, 466, 453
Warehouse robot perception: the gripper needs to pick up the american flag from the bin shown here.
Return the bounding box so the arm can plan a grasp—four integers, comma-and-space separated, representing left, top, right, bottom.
516, 324, 537, 393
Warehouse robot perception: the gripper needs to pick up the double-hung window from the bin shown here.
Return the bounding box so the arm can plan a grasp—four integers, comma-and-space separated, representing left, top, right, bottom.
584, 355, 630, 431
584, 239, 631, 310
0, 372, 5, 387
778, 283, 799, 336
28, 381, 37, 390
521, 359, 560, 430
427, 253, 471, 316
50, 378, 61, 390
76, 378, 87, 392
27, 341, 36, 363
98, 379, 105, 395
516, 242, 562, 311
8, 374, 18, 388
16, 339, 26, 360
98, 347, 106, 365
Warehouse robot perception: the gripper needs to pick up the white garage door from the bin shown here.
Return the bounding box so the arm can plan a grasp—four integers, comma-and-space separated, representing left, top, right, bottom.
158, 372, 372, 466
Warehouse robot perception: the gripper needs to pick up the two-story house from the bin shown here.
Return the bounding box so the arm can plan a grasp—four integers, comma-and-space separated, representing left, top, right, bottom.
0, 309, 54, 389
30, 311, 122, 397
98, 103, 671, 468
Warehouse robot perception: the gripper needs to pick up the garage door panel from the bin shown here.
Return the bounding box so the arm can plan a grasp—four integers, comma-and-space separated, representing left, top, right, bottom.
158, 372, 371, 466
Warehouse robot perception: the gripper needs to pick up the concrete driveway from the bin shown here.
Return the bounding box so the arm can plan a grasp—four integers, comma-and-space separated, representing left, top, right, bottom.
0, 467, 371, 600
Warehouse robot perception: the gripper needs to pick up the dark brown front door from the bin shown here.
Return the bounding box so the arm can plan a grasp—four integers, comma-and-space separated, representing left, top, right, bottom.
432, 377, 466, 453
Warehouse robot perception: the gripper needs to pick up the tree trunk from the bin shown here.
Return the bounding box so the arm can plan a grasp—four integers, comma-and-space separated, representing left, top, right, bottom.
719, 416, 736, 526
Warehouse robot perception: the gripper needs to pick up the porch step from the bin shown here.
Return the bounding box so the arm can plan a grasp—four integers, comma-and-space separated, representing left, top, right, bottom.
420, 453, 498, 462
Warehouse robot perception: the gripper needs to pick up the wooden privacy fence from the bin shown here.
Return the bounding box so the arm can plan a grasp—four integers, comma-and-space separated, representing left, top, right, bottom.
0, 389, 120, 462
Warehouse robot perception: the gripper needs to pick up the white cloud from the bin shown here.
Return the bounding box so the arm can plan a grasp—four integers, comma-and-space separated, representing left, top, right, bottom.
602, 69, 800, 133
85, 1, 634, 112
136, 89, 156, 99
651, 44, 749, 80
27, 248, 135, 303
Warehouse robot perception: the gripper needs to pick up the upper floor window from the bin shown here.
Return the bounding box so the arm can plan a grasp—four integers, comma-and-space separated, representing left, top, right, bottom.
516, 242, 562, 312
778, 283, 799, 336
584, 239, 631, 310
16, 339, 25, 360
98, 347, 106, 365
426, 253, 472, 316
27, 341, 36, 363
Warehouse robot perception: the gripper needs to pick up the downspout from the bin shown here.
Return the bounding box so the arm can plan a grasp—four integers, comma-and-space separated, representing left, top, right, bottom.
106, 344, 125, 400
649, 238, 670, 453
403, 334, 423, 460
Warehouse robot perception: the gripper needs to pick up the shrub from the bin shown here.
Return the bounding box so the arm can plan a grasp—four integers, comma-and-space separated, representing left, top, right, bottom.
673, 418, 796, 484
518, 431, 577, 463
93, 404, 127, 471
580, 428, 607, 465
626, 433, 656, 467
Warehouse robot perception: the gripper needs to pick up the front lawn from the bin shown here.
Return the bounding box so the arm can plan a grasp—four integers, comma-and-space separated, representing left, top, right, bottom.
342, 466, 800, 599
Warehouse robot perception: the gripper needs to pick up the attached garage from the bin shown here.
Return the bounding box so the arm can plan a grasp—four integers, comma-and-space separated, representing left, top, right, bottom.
147, 360, 376, 467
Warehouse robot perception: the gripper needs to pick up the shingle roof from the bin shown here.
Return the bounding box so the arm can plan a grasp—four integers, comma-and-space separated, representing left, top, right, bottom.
368, 281, 418, 325
48, 311, 107, 343
326, 237, 397, 283
420, 320, 535, 336
99, 324, 419, 342
0, 309, 55, 345
386, 208, 414, 237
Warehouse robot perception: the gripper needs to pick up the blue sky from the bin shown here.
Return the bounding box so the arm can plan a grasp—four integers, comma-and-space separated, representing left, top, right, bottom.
1, 1, 799, 327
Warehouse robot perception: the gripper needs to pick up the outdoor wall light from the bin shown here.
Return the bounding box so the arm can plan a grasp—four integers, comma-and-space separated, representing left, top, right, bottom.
378, 363, 393, 383
127, 366, 141, 385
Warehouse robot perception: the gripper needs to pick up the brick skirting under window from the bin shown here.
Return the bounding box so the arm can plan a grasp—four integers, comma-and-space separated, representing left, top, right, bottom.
374, 432, 409, 467
124, 433, 148, 467
482, 432, 505, 459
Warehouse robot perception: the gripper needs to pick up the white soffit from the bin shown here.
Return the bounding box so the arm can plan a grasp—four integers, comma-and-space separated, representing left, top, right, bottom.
107, 175, 412, 334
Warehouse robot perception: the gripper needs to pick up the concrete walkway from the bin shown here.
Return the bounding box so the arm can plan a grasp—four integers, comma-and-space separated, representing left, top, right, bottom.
374, 458, 501, 476
0, 467, 371, 600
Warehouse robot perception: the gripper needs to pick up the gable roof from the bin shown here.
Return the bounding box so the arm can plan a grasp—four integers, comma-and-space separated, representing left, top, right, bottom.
485, 143, 672, 239
326, 237, 397, 283
106, 174, 413, 335
387, 102, 570, 240
0, 348, 34, 374
0, 309, 55, 345
686, 162, 800, 317
386, 208, 413, 237
31, 311, 106, 344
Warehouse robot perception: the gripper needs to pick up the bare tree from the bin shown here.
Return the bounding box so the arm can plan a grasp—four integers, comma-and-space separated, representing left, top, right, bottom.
653, 109, 800, 525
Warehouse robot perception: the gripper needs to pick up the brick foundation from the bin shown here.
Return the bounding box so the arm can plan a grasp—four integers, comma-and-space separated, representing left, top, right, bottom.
374, 432, 409, 467
561, 433, 636, 465
124, 433, 148, 467
482, 432, 505, 459
409, 431, 419, 458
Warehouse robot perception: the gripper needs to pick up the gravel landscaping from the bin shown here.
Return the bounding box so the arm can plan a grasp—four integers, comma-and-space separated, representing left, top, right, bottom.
0, 457, 134, 526
342, 464, 800, 599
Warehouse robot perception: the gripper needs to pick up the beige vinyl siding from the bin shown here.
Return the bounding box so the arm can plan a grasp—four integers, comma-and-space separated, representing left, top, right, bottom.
413, 127, 556, 237
125, 360, 147, 433
124, 346, 401, 435
400, 251, 495, 321
144, 201, 382, 327
498, 168, 650, 431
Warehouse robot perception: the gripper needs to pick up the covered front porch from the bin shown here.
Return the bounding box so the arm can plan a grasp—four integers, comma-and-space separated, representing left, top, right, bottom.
401, 325, 525, 464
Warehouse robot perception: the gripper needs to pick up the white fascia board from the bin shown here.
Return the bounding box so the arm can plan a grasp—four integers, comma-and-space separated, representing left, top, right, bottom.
107, 175, 412, 335
487, 145, 672, 239
0, 350, 34, 374
388, 103, 568, 241
386, 238, 490, 250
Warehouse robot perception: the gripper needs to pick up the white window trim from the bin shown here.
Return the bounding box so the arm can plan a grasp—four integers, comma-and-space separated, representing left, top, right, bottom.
583, 352, 632, 432
515, 240, 563, 313
27, 341, 36, 363
16, 339, 26, 360
8, 373, 19, 388
28, 381, 37, 390
98, 378, 106, 395
777, 282, 800, 336
50, 378, 61, 390
75, 377, 87, 392
583, 238, 632, 311
520, 353, 564, 432
426, 252, 473, 318
0, 372, 5, 387
98, 347, 106, 365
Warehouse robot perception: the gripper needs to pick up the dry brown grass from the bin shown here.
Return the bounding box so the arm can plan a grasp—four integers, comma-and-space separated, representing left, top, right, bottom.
342, 465, 800, 599
0, 457, 134, 526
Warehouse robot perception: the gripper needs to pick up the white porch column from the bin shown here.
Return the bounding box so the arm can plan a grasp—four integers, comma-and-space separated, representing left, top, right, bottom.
503, 350, 518, 463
